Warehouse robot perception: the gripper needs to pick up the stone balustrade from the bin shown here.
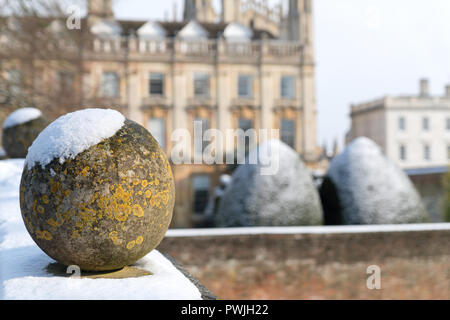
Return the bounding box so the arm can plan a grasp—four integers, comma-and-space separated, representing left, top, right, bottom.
88, 36, 303, 62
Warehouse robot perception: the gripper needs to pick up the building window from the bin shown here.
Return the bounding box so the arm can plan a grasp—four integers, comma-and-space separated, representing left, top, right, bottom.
148, 118, 166, 151
281, 76, 295, 99
281, 119, 296, 149
238, 75, 253, 98
398, 116, 406, 131
192, 175, 211, 214
149, 73, 164, 95
423, 144, 431, 161
238, 117, 254, 154
101, 71, 119, 97
58, 71, 74, 93
238, 118, 253, 132
194, 73, 210, 97
422, 117, 429, 131
193, 118, 210, 155
8, 69, 22, 96
399, 144, 407, 161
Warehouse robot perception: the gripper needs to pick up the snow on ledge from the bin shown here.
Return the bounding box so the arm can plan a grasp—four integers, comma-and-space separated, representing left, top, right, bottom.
1, 248, 202, 300
0, 159, 201, 300
26, 108, 125, 169
3, 108, 42, 129
165, 223, 450, 238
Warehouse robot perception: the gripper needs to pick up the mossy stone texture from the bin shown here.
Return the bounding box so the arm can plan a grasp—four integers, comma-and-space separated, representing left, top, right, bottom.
20, 120, 175, 271
3, 116, 48, 158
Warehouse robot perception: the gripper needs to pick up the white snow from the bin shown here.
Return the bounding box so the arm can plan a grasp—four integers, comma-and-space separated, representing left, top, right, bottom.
2, 108, 42, 129
178, 20, 209, 40
137, 20, 167, 39
216, 139, 322, 227
0, 159, 201, 300
90, 19, 123, 38
1, 249, 202, 300
166, 223, 450, 237
0, 148, 5, 157
326, 137, 427, 224
25, 108, 125, 170
223, 22, 253, 42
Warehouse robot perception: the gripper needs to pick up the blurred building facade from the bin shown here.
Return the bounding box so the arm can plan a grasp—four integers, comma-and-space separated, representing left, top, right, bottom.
348, 79, 450, 221
0, 0, 319, 227
348, 79, 450, 170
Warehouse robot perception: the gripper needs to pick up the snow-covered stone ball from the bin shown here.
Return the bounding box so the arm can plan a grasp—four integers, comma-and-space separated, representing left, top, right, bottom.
2, 108, 47, 158
20, 109, 175, 271
215, 140, 323, 227
319, 137, 428, 225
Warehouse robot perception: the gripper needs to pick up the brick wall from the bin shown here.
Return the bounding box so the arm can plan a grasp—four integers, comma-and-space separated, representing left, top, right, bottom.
159, 225, 450, 299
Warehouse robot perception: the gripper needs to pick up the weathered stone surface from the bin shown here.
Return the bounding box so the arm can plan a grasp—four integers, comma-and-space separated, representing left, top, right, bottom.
20, 119, 175, 271
2, 116, 48, 158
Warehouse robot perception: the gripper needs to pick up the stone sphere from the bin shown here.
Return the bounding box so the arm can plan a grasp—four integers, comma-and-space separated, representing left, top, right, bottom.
20, 109, 175, 271
2, 108, 47, 158
216, 140, 323, 227
319, 137, 428, 225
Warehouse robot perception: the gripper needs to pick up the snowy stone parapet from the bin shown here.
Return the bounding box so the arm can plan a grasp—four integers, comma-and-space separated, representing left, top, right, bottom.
0, 159, 204, 300
165, 223, 450, 237
216, 140, 323, 227
2, 108, 42, 129
25, 108, 125, 169
320, 137, 428, 224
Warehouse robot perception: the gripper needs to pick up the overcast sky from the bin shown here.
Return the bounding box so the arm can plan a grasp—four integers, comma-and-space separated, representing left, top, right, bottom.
112, 0, 450, 149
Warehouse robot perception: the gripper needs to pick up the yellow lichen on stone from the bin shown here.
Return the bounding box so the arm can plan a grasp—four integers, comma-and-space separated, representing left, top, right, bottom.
41, 195, 50, 204
47, 217, 64, 230
81, 166, 90, 177
49, 178, 61, 195
32, 199, 37, 213
37, 205, 45, 214
126, 240, 136, 250
109, 231, 122, 245
78, 205, 98, 228
133, 204, 144, 217
96, 184, 133, 222
149, 190, 170, 209
36, 230, 52, 241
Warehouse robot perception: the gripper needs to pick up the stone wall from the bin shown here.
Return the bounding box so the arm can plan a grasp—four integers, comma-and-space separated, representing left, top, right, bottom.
159, 224, 450, 299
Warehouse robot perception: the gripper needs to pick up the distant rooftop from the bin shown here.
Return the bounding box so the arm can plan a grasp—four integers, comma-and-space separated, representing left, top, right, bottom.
351, 79, 450, 115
